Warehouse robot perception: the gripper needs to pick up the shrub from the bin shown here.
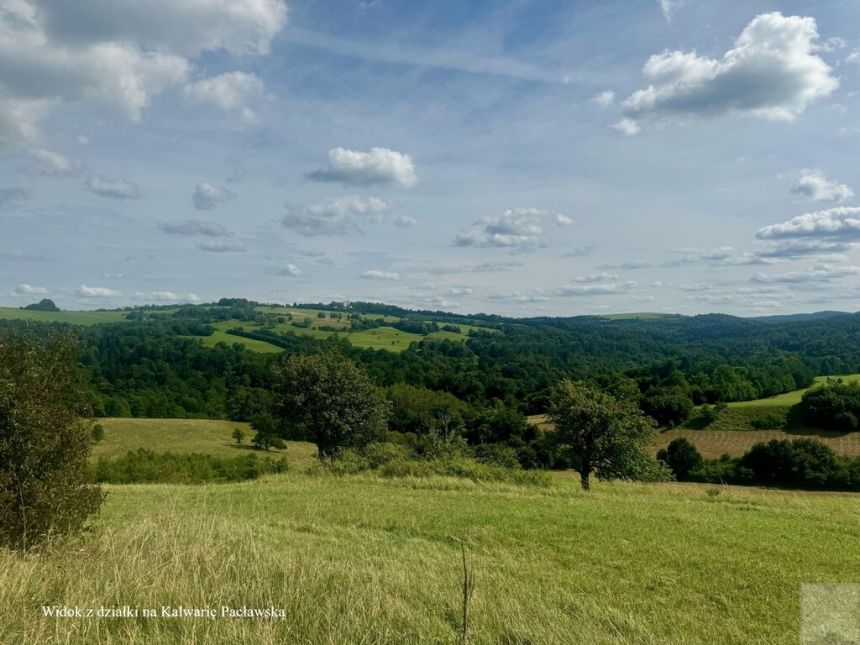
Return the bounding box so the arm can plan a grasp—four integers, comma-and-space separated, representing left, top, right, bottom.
94, 449, 287, 484
657, 438, 703, 480
328, 444, 550, 486
794, 381, 860, 432
91, 423, 105, 443
0, 332, 104, 549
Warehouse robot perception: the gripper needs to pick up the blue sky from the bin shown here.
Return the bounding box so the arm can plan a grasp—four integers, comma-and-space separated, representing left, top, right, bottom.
1, 0, 859, 316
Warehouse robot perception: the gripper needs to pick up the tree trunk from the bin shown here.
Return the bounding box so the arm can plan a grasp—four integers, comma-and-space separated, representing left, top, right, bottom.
580, 468, 591, 491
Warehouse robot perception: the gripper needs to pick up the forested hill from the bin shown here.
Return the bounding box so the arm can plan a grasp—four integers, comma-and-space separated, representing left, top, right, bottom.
1, 300, 859, 423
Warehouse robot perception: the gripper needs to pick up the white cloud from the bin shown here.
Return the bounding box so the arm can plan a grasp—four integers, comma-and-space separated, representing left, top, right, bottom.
659, 0, 686, 22
454, 208, 573, 250
14, 283, 47, 295
574, 272, 618, 284
394, 215, 418, 228
553, 281, 637, 296
361, 269, 399, 280
591, 90, 615, 107
197, 240, 246, 252
618, 13, 838, 133
612, 118, 641, 135
275, 264, 301, 276
182, 72, 264, 122
75, 284, 120, 298
159, 220, 232, 237
283, 196, 390, 236
308, 147, 417, 187
790, 170, 854, 203
36, 0, 287, 57
751, 263, 860, 284
757, 207, 860, 243
486, 292, 550, 304
0, 0, 286, 147
83, 174, 140, 199
192, 182, 236, 210
27, 148, 81, 176
134, 291, 201, 303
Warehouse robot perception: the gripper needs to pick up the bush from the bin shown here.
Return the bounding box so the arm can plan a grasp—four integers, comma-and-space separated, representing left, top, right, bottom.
739, 439, 840, 487
0, 333, 104, 549
328, 444, 550, 487
657, 438, 703, 480
794, 381, 860, 432
91, 423, 105, 443
94, 449, 287, 484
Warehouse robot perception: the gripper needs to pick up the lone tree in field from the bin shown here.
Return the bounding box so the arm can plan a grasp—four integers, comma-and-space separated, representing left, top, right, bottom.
271, 352, 390, 462
548, 380, 655, 490
0, 332, 104, 548
232, 427, 245, 445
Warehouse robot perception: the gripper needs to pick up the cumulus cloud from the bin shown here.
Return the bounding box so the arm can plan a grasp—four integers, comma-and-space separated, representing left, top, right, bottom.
197, 240, 246, 252
0, 186, 31, 208
0, 0, 286, 147
790, 170, 854, 203
83, 175, 140, 199
182, 72, 264, 122
361, 269, 399, 280
159, 220, 231, 237
14, 283, 47, 295
617, 13, 838, 133
134, 291, 201, 303
757, 207, 860, 243
307, 147, 417, 187
591, 90, 615, 107
192, 182, 236, 210
454, 208, 574, 250
274, 264, 301, 276
75, 284, 120, 298
282, 195, 390, 237
455, 209, 544, 249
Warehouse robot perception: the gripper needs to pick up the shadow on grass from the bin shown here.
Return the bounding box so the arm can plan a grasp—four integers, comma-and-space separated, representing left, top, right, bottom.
225, 443, 287, 454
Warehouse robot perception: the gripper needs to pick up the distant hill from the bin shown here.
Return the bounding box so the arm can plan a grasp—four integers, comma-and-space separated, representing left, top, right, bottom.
750, 311, 852, 323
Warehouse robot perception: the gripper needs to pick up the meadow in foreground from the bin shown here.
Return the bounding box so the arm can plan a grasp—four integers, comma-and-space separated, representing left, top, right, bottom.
2, 469, 858, 644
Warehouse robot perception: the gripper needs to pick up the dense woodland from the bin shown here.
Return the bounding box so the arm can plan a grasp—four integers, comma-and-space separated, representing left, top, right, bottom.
3, 301, 860, 470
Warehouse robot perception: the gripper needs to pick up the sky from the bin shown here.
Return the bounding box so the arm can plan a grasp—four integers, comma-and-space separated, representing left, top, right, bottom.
1, 0, 860, 317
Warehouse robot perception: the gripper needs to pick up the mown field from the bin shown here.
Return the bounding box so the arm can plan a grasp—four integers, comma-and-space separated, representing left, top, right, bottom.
89, 418, 318, 468
2, 469, 858, 643
656, 428, 860, 459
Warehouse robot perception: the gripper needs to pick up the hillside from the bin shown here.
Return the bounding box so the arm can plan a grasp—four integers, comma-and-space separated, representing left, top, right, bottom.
2, 471, 857, 644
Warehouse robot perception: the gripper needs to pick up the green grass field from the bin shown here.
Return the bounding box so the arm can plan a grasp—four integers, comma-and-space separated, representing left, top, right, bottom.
0, 307, 129, 325
727, 374, 860, 408
4, 417, 858, 642
2, 471, 858, 643
91, 418, 318, 467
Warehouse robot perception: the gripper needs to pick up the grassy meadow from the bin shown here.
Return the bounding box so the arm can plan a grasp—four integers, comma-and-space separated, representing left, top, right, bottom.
726, 374, 860, 408
0, 307, 129, 325
90, 418, 318, 467
2, 469, 858, 643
